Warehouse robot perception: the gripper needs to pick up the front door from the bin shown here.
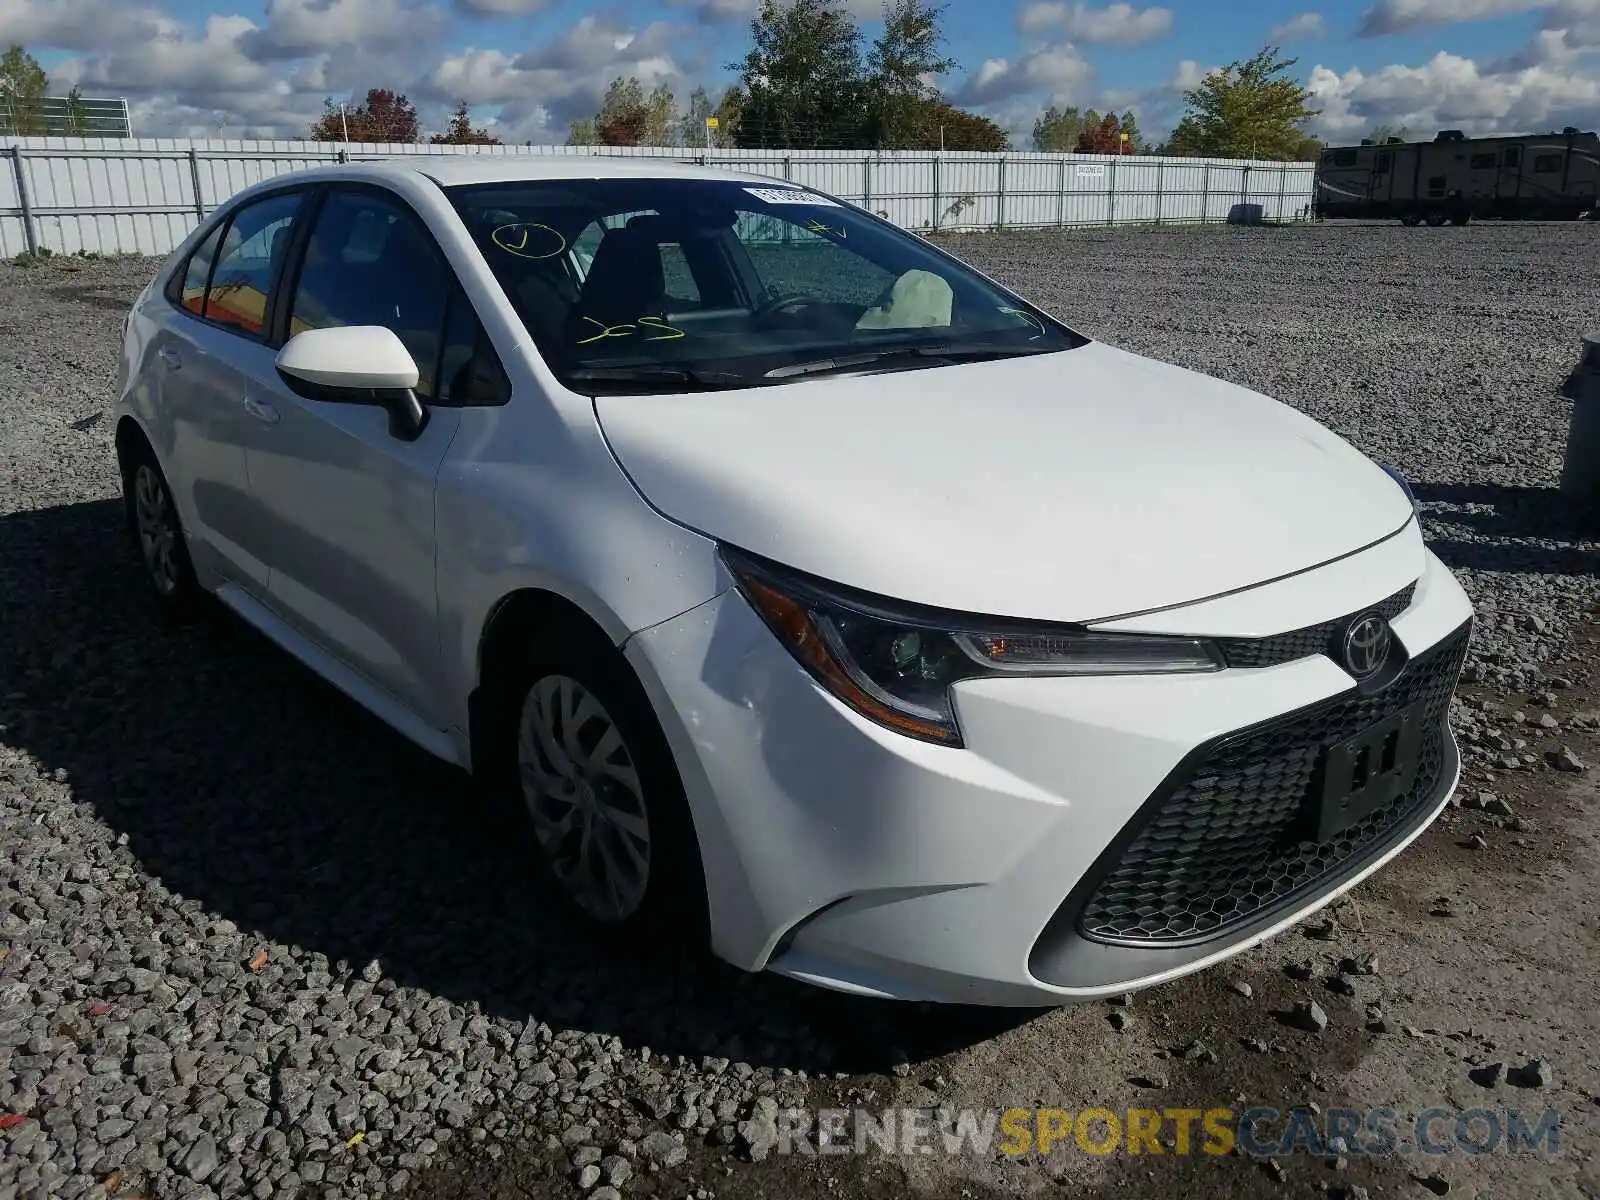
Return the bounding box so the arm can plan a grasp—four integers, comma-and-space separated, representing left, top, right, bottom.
242, 186, 463, 725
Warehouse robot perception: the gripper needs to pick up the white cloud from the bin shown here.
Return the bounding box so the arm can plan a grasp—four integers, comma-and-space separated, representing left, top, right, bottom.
0, 0, 173, 53
1268, 11, 1327, 42
1016, 2, 1173, 45
454, 0, 547, 13
957, 42, 1096, 105
240, 0, 447, 60
1358, 0, 1547, 36
1307, 51, 1600, 137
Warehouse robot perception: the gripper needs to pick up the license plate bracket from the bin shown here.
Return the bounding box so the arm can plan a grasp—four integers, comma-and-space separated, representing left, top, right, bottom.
1308, 702, 1429, 841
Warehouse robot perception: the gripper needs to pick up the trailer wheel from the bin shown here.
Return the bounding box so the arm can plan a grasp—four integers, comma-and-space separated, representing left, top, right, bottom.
1450, 213, 1471, 226
1425, 211, 1448, 227
1400, 214, 1422, 227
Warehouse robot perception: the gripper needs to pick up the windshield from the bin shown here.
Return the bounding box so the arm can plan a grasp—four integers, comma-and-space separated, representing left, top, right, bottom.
446, 177, 1086, 393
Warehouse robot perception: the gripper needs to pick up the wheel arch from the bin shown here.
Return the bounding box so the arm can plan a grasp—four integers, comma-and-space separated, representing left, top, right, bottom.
466, 585, 632, 774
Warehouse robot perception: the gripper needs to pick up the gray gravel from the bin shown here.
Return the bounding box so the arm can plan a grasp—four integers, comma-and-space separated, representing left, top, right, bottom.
2, 220, 1599, 1199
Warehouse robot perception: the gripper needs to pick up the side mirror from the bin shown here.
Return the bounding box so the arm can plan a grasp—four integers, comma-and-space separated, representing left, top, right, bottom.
275, 326, 429, 441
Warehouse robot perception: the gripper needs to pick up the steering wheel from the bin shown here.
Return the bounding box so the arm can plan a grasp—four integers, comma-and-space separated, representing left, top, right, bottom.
750, 291, 821, 322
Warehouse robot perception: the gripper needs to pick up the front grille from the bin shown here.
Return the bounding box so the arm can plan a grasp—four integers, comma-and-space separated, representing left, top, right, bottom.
1216, 583, 1417, 669
1075, 622, 1469, 946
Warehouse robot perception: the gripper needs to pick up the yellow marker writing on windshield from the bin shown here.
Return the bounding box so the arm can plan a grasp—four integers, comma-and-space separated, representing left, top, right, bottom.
491, 222, 567, 260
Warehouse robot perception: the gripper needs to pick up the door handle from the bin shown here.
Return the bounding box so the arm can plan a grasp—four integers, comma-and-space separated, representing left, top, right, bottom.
242, 395, 280, 426
158, 348, 182, 371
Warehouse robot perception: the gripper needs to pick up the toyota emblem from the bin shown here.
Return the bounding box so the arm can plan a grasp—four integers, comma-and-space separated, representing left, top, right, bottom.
1341, 613, 1392, 678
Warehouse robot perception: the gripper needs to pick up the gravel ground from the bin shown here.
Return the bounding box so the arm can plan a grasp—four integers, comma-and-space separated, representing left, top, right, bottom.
2, 220, 1599, 1200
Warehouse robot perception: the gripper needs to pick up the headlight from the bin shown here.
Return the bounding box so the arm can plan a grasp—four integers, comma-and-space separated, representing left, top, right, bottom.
722, 548, 1221, 747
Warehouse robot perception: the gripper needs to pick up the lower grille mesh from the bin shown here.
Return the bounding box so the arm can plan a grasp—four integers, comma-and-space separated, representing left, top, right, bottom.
1076, 624, 1470, 946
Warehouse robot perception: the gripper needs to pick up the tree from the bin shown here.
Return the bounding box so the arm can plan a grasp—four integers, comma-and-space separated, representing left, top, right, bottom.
732, 0, 870, 149
1032, 105, 1082, 152
586, 76, 666, 146
1368, 122, 1409, 144
1075, 112, 1134, 155
1162, 46, 1319, 160
0, 44, 49, 137
908, 97, 1007, 151
309, 88, 421, 143
1118, 109, 1143, 153
677, 86, 739, 148
431, 100, 501, 145
567, 117, 597, 146
63, 87, 89, 137
866, 0, 957, 148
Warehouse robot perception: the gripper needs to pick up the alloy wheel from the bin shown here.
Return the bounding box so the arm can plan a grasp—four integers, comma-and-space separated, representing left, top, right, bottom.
133, 464, 181, 596
517, 674, 652, 922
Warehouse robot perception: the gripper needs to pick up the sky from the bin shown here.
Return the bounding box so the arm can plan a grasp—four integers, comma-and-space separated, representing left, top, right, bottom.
2, 0, 1597, 145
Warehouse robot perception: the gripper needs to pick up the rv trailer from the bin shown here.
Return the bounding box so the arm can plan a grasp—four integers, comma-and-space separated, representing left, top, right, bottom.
1314, 127, 1599, 225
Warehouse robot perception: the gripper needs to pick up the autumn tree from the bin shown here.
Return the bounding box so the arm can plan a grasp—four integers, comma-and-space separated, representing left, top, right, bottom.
0, 44, 49, 136
586, 76, 677, 147
431, 100, 501, 145
1162, 46, 1319, 160
866, 0, 957, 148
1031, 105, 1082, 152
1075, 112, 1133, 154
309, 88, 421, 143
908, 98, 1007, 151
567, 117, 597, 146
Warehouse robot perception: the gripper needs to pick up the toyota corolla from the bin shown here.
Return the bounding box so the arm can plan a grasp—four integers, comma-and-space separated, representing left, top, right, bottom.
114, 157, 1473, 1006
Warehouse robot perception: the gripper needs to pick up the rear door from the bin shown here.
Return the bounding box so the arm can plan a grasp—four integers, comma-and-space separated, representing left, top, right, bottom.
147, 187, 309, 595
1497, 143, 1525, 213
241, 184, 476, 724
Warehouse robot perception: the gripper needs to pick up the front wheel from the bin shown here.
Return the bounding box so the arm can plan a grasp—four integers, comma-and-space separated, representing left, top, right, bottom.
492, 636, 708, 945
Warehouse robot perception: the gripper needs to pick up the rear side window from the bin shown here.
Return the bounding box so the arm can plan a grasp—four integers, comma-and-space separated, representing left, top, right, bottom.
1332, 149, 1358, 167
1534, 154, 1563, 173
176, 223, 225, 317
288, 189, 451, 399
203, 192, 304, 338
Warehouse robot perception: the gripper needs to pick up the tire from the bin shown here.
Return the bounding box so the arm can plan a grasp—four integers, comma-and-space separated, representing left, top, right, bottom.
483, 627, 709, 949
1425, 211, 1448, 227
1450, 213, 1471, 226
1400, 213, 1421, 227
119, 436, 200, 619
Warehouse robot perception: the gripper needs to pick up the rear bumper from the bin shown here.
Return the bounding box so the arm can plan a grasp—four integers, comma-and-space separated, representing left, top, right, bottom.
623, 541, 1474, 1007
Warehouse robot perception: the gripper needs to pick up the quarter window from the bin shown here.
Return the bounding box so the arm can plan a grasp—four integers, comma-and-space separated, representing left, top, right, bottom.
175, 222, 225, 318
435, 288, 511, 407
1534, 154, 1563, 173
198, 192, 304, 337
288, 190, 452, 398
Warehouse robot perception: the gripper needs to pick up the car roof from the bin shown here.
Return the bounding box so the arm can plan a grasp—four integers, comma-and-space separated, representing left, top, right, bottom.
293, 155, 789, 191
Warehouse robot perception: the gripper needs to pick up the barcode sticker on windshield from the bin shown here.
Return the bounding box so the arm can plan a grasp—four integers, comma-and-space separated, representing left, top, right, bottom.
744, 186, 840, 207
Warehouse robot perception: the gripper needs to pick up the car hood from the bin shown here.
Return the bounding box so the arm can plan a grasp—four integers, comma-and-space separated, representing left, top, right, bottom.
593, 341, 1415, 624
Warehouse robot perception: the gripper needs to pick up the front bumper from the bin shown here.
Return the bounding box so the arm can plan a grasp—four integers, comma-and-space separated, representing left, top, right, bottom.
623, 536, 1474, 1007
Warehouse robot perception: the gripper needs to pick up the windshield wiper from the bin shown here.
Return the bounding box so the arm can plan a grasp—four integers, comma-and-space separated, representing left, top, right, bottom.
762, 344, 1054, 380
567, 365, 749, 393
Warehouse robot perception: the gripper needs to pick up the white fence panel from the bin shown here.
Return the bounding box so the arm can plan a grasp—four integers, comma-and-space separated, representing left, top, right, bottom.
0, 136, 1316, 258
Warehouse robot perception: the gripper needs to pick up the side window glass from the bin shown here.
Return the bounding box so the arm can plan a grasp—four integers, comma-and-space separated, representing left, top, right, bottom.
288, 190, 451, 398
571, 221, 604, 280
436, 289, 511, 407
1534, 154, 1563, 174
204, 192, 303, 337
660, 243, 701, 305
177, 223, 225, 318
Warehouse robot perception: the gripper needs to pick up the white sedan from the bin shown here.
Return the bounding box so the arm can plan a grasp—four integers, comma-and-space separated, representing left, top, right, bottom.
114, 156, 1474, 1006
